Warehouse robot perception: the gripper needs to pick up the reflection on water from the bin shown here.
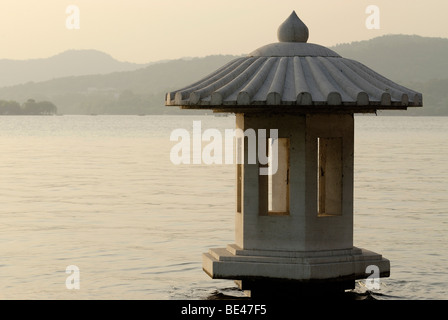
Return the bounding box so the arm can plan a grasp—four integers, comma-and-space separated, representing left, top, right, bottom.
0, 115, 447, 300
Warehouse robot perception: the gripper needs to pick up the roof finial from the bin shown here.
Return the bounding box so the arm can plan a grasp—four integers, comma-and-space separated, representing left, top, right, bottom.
277, 11, 309, 43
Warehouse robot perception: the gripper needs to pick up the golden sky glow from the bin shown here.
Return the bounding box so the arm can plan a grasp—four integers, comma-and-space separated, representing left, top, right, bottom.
0, 0, 446, 63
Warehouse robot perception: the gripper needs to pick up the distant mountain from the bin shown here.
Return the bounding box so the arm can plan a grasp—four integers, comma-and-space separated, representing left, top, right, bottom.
0, 50, 148, 87
0, 35, 447, 115
0, 54, 240, 115
331, 35, 448, 116
332, 34, 448, 83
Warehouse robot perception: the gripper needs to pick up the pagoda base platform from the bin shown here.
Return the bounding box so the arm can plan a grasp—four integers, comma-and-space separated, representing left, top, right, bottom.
203, 244, 390, 298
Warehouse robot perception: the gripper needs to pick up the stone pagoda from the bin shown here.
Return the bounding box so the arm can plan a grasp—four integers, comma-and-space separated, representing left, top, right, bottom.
165, 11, 422, 297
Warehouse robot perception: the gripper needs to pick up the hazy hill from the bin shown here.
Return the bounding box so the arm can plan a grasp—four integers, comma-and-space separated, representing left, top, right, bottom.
0, 35, 447, 115
332, 35, 448, 116
332, 34, 448, 83
0, 55, 240, 115
0, 50, 148, 87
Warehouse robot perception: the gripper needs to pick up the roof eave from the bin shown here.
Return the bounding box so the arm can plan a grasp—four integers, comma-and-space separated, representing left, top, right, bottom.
165, 102, 422, 114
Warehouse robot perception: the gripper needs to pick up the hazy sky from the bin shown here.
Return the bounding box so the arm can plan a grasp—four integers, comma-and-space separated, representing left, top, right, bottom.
0, 0, 447, 63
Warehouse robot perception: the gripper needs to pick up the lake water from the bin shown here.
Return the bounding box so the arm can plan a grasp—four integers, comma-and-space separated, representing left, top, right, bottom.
0, 115, 447, 300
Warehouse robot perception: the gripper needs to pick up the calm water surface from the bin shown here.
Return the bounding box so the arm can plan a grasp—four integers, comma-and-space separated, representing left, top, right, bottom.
0, 115, 447, 300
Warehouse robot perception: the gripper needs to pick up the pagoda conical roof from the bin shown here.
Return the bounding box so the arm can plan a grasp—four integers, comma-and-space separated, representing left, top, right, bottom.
165, 11, 422, 113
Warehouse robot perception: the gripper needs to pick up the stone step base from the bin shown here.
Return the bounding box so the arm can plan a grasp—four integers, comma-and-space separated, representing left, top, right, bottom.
203, 244, 390, 284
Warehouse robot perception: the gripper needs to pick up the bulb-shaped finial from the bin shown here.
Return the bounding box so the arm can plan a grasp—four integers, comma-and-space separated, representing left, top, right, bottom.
277, 11, 309, 43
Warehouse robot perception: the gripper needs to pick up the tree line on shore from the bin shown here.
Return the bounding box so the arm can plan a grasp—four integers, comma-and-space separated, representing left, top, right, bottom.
0, 99, 58, 115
